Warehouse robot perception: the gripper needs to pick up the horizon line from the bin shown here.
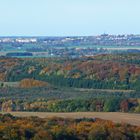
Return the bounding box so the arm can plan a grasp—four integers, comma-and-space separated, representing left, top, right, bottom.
0, 34, 139, 38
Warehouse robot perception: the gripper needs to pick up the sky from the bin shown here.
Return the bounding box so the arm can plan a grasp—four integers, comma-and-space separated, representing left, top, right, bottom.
0, 0, 140, 36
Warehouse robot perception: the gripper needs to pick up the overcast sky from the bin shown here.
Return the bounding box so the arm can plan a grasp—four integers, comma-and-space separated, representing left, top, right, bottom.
0, 0, 139, 36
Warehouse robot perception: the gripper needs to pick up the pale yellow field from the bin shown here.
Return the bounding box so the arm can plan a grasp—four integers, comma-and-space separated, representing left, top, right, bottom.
1, 112, 140, 126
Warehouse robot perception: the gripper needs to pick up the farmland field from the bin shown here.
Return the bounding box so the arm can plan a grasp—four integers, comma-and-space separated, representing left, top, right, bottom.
2, 112, 140, 126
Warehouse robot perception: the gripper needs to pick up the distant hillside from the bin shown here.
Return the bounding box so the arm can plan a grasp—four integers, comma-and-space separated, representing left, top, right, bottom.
1, 54, 140, 90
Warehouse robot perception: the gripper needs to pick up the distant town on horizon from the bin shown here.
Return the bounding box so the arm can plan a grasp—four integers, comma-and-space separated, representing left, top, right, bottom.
1, 34, 140, 58
0, 34, 140, 46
